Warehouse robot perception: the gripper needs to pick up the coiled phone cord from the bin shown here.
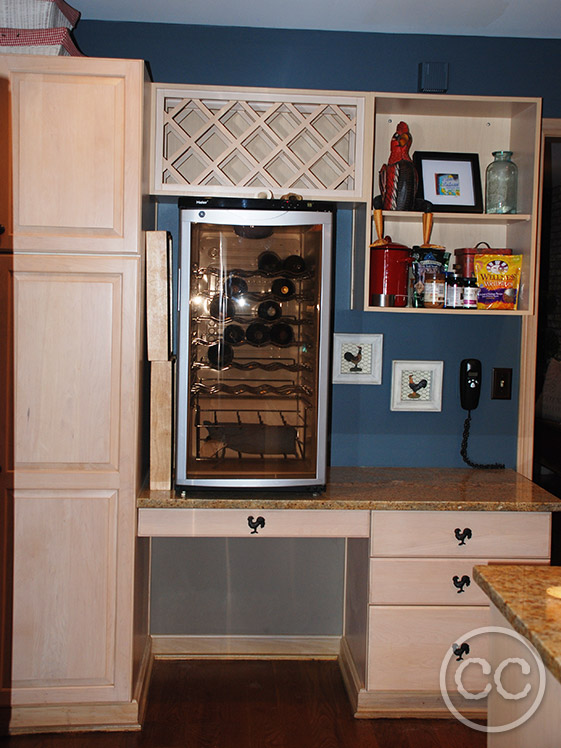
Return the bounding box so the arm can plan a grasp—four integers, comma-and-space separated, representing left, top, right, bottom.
461, 410, 505, 470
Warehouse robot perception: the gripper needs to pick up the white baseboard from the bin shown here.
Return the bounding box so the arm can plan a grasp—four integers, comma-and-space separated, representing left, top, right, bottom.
151, 634, 341, 660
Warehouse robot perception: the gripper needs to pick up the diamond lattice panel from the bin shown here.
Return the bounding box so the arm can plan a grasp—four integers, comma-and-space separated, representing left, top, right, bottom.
153, 87, 366, 199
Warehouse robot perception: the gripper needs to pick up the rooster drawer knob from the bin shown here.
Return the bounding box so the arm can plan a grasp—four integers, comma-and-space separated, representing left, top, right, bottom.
452, 574, 471, 593
247, 516, 266, 534
454, 527, 472, 546
452, 642, 470, 661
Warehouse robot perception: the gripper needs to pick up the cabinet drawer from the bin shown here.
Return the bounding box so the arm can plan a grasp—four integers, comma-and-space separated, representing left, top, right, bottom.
371, 511, 551, 558
367, 605, 489, 692
138, 508, 370, 537
369, 558, 548, 605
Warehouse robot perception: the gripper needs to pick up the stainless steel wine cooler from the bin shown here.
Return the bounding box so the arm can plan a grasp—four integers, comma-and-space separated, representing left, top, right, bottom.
175, 197, 334, 489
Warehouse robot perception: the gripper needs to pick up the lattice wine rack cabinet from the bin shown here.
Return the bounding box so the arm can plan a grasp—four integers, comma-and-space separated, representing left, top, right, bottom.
150, 84, 372, 200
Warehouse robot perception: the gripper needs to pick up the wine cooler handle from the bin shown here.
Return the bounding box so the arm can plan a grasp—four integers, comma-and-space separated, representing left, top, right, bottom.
452, 642, 470, 661
454, 527, 472, 546
177, 266, 181, 312
248, 516, 266, 534
452, 574, 471, 593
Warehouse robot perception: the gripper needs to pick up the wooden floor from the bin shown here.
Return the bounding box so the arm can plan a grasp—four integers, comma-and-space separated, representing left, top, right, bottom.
3, 659, 486, 748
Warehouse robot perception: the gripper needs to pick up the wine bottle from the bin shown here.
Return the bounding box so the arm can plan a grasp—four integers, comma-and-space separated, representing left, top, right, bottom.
270, 322, 294, 346
257, 251, 282, 273
271, 278, 296, 300
209, 295, 236, 320
246, 322, 270, 346
224, 275, 248, 297
257, 300, 282, 321
224, 324, 245, 345
283, 254, 307, 274
207, 341, 233, 369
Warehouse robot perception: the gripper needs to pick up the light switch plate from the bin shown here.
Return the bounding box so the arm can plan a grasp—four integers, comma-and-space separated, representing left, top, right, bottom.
491, 368, 512, 399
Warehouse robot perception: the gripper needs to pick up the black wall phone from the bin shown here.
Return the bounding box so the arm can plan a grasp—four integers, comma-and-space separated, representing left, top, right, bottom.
459, 358, 505, 470
460, 358, 481, 411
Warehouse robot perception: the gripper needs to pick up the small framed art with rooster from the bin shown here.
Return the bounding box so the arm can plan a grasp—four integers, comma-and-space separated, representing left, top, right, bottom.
332, 333, 383, 384
390, 360, 444, 411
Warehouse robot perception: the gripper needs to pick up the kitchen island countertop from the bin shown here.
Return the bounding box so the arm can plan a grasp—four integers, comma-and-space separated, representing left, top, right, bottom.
474, 564, 561, 685
138, 467, 561, 511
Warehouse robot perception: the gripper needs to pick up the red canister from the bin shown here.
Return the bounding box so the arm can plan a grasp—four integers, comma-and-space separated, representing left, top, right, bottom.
369, 240, 412, 307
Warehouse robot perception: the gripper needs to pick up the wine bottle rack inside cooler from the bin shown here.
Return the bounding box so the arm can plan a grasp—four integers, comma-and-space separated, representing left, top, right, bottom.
175, 198, 334, 489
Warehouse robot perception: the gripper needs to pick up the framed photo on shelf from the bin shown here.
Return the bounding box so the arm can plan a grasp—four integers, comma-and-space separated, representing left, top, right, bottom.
390, 360, 444, 411
332, 333, 383, 385
413, 151, 483, 213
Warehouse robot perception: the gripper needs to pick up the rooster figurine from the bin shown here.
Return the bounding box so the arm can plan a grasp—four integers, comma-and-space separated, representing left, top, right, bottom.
344, 346, 362, 372
379, 121, 418, 211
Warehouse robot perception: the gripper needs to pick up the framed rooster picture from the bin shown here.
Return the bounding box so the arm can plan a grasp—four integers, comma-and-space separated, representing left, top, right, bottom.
390, 360, 444, 411
332, 333, 383, 384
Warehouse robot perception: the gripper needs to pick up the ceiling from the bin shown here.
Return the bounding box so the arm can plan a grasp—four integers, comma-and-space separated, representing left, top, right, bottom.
79, 0, 561, 39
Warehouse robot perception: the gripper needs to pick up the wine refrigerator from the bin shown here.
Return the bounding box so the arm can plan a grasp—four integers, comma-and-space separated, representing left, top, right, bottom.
175, 196, 334, 489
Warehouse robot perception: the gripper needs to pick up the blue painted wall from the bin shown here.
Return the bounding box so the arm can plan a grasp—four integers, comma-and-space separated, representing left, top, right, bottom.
73, 21, 557, 469
74, 23, 561, 117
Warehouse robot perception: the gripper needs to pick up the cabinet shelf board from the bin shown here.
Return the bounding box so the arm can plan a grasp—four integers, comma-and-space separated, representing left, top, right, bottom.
373, 93, 540, 120
363, 306, 532, 316
379, 211, 531, 224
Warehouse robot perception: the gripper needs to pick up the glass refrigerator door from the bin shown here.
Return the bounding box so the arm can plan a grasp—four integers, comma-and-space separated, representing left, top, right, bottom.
178, 211, 330, 485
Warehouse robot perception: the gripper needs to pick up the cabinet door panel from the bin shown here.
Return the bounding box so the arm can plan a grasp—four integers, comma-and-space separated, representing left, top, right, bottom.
13, 257, 125, 472
16, 74, 124, 237
3, 56, 144, 254
11, 490, 119, 703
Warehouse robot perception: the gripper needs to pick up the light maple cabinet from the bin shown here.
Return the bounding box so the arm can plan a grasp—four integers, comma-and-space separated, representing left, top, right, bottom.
356, 93, 543, 316
340, 510, 551, 718
149, 82, 373, 202
361, 94, 543, 480
0, 55, 153, 733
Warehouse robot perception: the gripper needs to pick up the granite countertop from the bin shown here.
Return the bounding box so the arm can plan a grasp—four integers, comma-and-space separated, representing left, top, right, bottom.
474, 565, 561, 685
138, 466, 561, 510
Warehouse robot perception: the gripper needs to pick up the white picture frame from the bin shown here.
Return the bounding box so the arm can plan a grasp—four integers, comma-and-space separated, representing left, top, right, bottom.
390, 360, 444, 411
332, 333, 383, 385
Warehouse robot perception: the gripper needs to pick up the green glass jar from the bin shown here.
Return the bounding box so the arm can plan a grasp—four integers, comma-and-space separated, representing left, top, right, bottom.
485, 150, 518, 214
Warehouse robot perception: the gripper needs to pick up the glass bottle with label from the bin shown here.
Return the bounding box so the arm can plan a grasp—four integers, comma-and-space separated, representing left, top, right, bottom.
423, 269, 446, 308
462, 276, 479, 309
445, 266, 464, 309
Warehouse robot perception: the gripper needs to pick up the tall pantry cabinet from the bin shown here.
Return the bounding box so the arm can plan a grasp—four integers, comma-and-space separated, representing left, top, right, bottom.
0, 55, 153, 732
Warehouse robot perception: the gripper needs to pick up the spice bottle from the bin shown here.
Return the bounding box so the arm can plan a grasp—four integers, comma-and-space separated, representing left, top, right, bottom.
462, 276, 479, 309
423, 268, 446, 308
445, 266, 464, 309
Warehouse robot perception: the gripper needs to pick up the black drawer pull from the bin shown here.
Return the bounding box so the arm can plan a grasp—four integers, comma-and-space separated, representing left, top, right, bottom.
454, 527, 472, 546
247, 516, 265, 534
452, 574, 471, 593
452, 642, 470, 661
